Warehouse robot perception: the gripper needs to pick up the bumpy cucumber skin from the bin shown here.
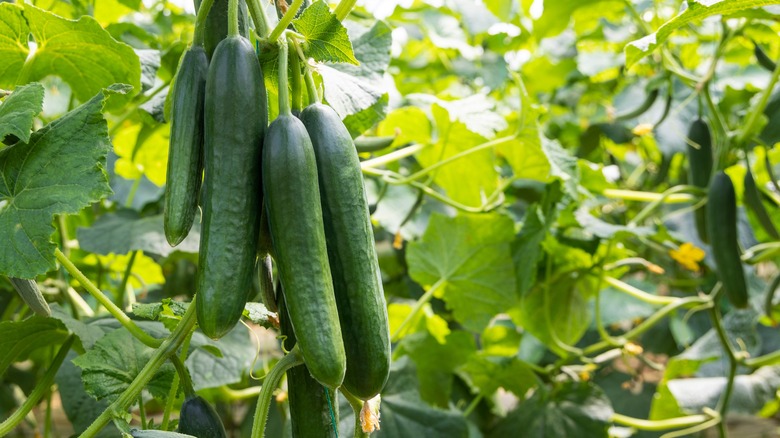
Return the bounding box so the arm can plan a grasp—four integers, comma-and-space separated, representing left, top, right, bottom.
279, 290, 339, 438
196, 36, 267, 340
300, 104, 390, 400
9, 277, 50, 317
687, 118, 713, 244
198, 0, 250, 60
178, 395, 227, 438
707, 172, 749, 308
164, 46, 208, 247
262, 115, 345, 390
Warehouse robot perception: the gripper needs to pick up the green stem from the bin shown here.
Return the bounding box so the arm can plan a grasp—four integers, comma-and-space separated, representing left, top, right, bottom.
709, 304, 738, 428
193, 0, 215, 46
604, 277, 678, 306
170, 354, 195, 398
55, 248, 162, 348
228, 0, 239, 37
268, 0, 303, 42
390, 279, 445, 342
304, 69, 319, 104
138, 395, 147, 429
220, 385, 263, 400
611, 413, 712, 431
629, 185, 703, 225
250, 346, 304, 438
360, 144, 425, 169
79, 300, 198, 438
246, 0, 271, 38
0, 336, 75, 436
333, 0, 356, 21
161, 331, 193, 430
736, 52, 780, 149
277, 38, 291, 116
602, 189, 697, 204
289, 36, 302, 113
341, 389, 367, 438
116, 250, 139, 309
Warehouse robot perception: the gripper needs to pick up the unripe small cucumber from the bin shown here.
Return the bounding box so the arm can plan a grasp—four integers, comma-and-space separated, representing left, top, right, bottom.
9, 277, 50, 317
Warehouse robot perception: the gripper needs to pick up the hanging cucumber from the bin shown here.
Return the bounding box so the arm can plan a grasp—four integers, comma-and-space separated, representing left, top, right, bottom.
686, 118, 713, 243
178, 396, 228, 438
279, 289, 339, 438
707, 172, 749, 308
743, 166, 780, 239
196, 6, 267, 339
164, 37, 208, 246
301, 103, 390, 400
8, 277, 50, 317
262, 40, 345, 390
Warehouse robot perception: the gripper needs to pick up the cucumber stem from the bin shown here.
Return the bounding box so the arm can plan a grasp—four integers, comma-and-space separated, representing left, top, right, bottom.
246, 0, 271, 37
228, 0, 240, 37
54, 248, 163, 348
170, 354, 195, 398
0, 336, 74, 436
193, 0, 215, 46
278, 38, 292, 116
333, 0, 356, 21
250, 346, 304, 438
79, 299, 199, 438
611, 413, 713, 432
268, 0, 303, 42
289, 36, 302, 112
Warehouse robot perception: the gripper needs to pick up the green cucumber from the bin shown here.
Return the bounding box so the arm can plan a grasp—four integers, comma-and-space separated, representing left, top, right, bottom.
257, 253, 277, 312
196, 35, 267, 339
279, 289, 339, 438
8, 277, 50, 317
686, 118, 713, 243
198, 0, 249, 60
743, 166, 780, 239
753, 40, 777, 72
178, 395, 227, 438
262, 114, 345, 389
354, 135, 397, 153
707, 172, 749, 308
164, 45, 208, 246
300, 104, 390, 400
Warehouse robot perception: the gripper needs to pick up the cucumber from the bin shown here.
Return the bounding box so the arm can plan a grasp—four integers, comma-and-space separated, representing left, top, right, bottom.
753, 40, 777, 72
707, 172, 749, 308
262, 114, 345, 389
279, 289, 339, 438
257, 253, 277, 312
164, 45, 208, 246
8, 277, 50, 317
354, 135, 397, 153
196, 35, 267, 339
743, 166, 780, 239
198, 0, 250, 60
178, 395, 227, 438
686, 118, 713, 243
300, 103, 390, 400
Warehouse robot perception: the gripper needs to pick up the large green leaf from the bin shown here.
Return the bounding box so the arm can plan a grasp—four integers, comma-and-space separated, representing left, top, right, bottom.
0, 82, 44, 143
72, 327, 174, 403
406, 212, 517, 332
0, 315, 69, 375
625, 0, 780, 67
16, 4, 140, 106
488, 382, 614, 438
0, 4, 29, 89
0, 85, 128, 278
293, 0, 358, 65
55, 352, 117, 438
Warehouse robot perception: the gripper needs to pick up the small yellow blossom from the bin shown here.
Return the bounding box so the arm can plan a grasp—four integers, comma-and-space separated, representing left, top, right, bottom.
632, 123, 654, 136
360, 398, 381, 433
670, 242, 705, 271
624, 342, 643, 356
578, 370, 591, 381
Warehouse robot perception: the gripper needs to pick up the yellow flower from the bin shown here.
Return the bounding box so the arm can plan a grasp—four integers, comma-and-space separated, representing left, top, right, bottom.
632, 123, 654, 136
670, 242, 705, 271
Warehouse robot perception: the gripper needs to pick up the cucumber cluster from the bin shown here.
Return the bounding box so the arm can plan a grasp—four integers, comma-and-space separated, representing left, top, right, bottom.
164, 2, 391, 432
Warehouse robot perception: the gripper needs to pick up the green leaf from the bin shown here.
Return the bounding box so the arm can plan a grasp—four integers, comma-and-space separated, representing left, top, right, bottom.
374, 357, 468, 438
0, 85, 128, 278
186, 327, 256, 391
0, 82, 44, 143
131, 299, 189, 331
397, 330, 477, 406
488, 382, 613, 438
55, 352, 118, 438
50, 303, 107, 350
72, 328, 174, 403
17, 4, 140, 107
460, 355, 540, 397
0, 4, 29, 89
77, 210, 200, 257
0, 315, 69, 375
575, 200, 654, 238
318, 20, 391, 133
625, 0, 780, 67
293, 0, 358, 65
406, 212, 517, 332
